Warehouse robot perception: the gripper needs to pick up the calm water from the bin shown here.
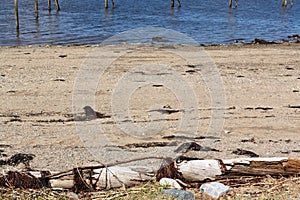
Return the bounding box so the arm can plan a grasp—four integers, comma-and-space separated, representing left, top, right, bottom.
0, 0, 299, 46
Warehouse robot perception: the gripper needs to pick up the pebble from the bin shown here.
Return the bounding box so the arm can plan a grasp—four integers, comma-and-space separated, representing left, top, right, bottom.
159, 178, 182, 189
162, 189, 195, 200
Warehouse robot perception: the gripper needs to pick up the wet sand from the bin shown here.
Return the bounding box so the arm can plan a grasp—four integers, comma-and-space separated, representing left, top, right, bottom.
0, 43, 299, 171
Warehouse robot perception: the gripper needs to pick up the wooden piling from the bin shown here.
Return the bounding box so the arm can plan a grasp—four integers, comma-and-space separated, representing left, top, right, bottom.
282, 0, 293, 7
54, 0, 60, 11
229, 0, 237, 8
171, 0, 174, 7
48, 0, 51, 11
112, 0, 115, 8
34, 0, 39, 19
14, 0, 19, 30
105, 0, 109, 9
177, 0, 181, 7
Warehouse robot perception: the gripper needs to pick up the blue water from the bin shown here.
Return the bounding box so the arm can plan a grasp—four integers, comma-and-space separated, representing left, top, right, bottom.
0, 0, 299, 46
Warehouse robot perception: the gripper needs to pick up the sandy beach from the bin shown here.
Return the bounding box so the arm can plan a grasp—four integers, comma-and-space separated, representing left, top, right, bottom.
0, 43, 299, 171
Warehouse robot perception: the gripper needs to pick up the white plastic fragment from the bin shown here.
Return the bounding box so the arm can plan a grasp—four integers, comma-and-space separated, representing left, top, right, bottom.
200, 182, 230, 198
159, 178, 182, 189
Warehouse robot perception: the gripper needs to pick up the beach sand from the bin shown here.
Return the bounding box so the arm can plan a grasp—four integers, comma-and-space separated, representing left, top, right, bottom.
0, 43, 299, 171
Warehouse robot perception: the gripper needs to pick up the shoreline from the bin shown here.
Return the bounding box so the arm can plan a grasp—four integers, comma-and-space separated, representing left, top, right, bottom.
1, 36, 299, 48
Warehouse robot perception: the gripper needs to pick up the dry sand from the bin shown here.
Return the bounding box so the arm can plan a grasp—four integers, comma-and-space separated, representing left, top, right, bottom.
0, 43, 299, 171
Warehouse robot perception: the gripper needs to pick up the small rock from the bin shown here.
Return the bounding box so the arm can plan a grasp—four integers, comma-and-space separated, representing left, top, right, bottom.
159, 178, 182, 189
232, 148, 259, 157
162, 189, 195, 200
174, 142, 219, 153
200, 182, 230, 199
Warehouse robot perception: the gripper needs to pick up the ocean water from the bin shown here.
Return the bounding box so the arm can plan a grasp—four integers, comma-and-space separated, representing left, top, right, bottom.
0, 0, 299, 46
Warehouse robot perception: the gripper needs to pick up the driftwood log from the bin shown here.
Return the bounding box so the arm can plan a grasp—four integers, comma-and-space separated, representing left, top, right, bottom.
0, 157, 299, 192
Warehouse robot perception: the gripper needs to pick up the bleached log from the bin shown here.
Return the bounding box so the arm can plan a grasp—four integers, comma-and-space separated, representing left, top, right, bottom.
177, 160, 223, 181
176, 157, 300, 182
93, 166, 154, 189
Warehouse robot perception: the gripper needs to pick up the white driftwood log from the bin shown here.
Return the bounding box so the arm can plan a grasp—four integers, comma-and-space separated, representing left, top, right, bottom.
177, 160, 223, 181
177, 157, 300, 182
93, 166, 154, 189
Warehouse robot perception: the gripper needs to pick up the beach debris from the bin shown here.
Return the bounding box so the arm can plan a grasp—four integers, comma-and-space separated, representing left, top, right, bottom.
288, 34, 300, 39
254, 107, 273, 110
244, 106, 273, 110
148, 108, 181, 115
288, 105, 300, 109
285, 67, 295, 70
159, 178, 182, 189
174, 142, 219, 153
252, 38, 277, 44
0, 153, 35, 167
185, 69, 197, 73
0, 157, 299, 192
161, 189, 195, 200
53, 78, 65, 82
74, 106, 110, 121
152, 84, 163, 87
241, 137, 256, 143
200, 182, 230, 198
232, 148, 259, 157
119, 141, 177, 149
163, 134, 220, 140
58, 54, 67, 58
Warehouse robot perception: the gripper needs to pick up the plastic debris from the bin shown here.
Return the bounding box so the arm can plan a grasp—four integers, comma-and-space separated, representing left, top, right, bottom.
200, 182, 230, 198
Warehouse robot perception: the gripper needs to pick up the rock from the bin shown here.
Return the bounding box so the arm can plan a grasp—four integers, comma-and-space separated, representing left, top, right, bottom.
162, 189, 195, 200
232, 148, 259, 157
200, 182, 230, 199
159, 178, 182, 189
174, 142, 219, 153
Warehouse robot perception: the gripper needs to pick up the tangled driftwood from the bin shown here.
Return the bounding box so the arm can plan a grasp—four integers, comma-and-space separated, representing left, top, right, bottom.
0, 156, 300, 192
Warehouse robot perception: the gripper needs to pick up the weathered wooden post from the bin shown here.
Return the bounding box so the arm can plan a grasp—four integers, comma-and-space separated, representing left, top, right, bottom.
171, 0, 180, 7
105, 0, 115, 9
282, 0, 293, 7
48, 0, 51, 11
14, 0, 19, 30
178, 0, 181, 7
34, 0, 39, 19
112, 0, 115, 8
229, 0, 237, 8
54, 0, 60, 11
